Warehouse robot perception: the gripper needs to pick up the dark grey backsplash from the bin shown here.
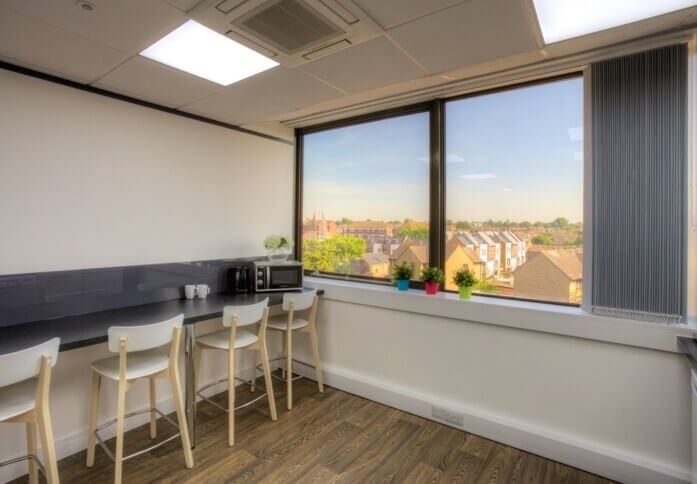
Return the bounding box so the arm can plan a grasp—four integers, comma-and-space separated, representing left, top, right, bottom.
0, 258, 259, 327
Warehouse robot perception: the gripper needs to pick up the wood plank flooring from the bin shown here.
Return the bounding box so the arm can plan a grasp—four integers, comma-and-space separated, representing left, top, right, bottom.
10, 376, 615, 483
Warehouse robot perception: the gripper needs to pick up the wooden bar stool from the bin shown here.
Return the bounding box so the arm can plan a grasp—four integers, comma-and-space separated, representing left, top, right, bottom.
194, 298, 277, 447
262, 290, 323, 410
86, 314, 193, 484
0, 338, 61, 484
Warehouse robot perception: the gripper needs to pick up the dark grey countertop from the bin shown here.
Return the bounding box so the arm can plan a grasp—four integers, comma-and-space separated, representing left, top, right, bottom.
0, 289, 319, 353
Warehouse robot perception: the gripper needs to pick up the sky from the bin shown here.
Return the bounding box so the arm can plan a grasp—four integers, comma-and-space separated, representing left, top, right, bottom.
303, 77, 583, 224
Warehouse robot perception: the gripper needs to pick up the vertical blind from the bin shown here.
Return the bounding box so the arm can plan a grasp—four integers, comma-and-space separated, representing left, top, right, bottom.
591, 44, 687, 324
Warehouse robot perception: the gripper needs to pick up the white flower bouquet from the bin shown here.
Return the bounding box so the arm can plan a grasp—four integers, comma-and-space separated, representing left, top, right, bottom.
263, 235, 293, 250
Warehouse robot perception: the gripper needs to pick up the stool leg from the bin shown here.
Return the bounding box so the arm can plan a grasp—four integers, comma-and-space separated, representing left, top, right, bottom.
86, 372, 101, 467
37, 407, 59, 484
193, 345, 201, 414
228, 348, 236, 446
281, 332, 287, 379
286, 329, 293, 410
259, 344, 277, 421
26, 422, 38, 484
149, 378, 157, 439
169, 367, 194, 468
309, 324, 324, 393
114, 379, 127, 484
250, 350, 257, 393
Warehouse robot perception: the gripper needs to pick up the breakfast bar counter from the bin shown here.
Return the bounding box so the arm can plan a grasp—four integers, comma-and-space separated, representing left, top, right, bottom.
0, 288, 321, 446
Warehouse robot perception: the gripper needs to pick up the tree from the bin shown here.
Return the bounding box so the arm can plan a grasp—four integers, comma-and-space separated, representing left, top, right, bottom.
339, 217, 353, 225
302, 236, 366, 273
397, 227, 429, 239
531, 233, 554, 245
455, 220, 472, 230
551, 217, 570, 229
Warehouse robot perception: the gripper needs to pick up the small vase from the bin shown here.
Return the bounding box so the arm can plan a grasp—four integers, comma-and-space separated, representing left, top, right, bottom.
458, 285, 473, 299
424, 281, 439, 295
267, 247, 291, 262
396, 279, 410, 291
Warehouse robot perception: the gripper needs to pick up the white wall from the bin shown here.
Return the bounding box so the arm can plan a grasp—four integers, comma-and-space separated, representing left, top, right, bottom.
0, 68, 293, 481
0, 68, 295, 274
298, 280, 693, 484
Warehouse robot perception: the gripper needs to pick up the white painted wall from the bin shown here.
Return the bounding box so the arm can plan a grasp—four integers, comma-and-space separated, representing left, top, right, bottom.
0, 68, 292, 481
298, 280, 693, 484
0, 68, 294, 274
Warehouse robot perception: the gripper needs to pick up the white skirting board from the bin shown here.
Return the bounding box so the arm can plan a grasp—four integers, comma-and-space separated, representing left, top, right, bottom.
290, 360, 690, 484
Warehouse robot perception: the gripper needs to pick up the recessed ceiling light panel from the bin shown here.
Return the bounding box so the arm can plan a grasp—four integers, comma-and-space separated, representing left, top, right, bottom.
140, 20, 278, 86
532, 0, 697, 44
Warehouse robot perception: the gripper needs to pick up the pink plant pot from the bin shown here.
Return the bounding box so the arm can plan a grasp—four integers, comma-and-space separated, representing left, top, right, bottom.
424, 281, 439, 295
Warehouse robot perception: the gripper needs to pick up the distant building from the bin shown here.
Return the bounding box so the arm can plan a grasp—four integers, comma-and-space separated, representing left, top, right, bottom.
303, 212, 337, 240
513, 249, 582, 303
342, 221, 394, 240
350, 252, 391, 278
390, 243, 428, 275
489, 231, 526, 272
447, 231, 500, 277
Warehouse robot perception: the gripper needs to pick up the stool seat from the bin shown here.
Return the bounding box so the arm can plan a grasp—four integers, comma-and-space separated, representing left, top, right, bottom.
90, 348, 169, 381
0, 378, 37, 421
267, 317, 308, 331
197, 329, 257, 350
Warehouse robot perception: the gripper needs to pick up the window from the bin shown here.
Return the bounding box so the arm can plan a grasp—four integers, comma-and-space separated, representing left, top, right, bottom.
444, 77, 584, 305
299, 109, 430, 280
298, 45, 687, 320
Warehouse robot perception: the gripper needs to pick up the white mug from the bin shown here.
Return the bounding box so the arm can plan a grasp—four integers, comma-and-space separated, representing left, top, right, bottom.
184, 285, 196, 299
196, 284, 210, 299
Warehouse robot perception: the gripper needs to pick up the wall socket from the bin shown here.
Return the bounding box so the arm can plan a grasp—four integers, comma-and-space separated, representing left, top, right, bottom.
432, 405, 465, 427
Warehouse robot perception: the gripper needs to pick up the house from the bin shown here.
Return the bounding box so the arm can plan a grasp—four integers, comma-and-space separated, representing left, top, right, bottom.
302, 212, 338, 240
513, 249, 583, 304
349, 252, 390, 277
389, 243, 428, 275
1, 1, 695, 482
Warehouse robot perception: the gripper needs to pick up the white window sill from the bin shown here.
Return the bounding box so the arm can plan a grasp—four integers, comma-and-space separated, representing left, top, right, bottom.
305, 276, 695, 353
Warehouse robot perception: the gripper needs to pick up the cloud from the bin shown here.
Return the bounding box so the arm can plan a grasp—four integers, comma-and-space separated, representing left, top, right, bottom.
573, 151, 583, 161
416, 153, 466, 163
503, 188, 512, 192
568, 127, 583, 142
460, 173, 497, 180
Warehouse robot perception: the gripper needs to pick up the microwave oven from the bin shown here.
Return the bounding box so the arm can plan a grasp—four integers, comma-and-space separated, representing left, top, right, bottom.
252, 260, 303, 292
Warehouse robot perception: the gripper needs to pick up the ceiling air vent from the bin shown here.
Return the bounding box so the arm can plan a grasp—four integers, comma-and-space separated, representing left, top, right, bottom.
234, 0, 343, 55
190, 0, 382, 67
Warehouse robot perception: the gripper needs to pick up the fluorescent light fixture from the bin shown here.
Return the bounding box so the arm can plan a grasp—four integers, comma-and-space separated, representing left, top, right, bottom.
140, 20, 278, 86
532, 0, 697, 44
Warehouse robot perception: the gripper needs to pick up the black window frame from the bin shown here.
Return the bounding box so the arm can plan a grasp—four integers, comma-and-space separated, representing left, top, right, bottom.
295, 72, 585, 306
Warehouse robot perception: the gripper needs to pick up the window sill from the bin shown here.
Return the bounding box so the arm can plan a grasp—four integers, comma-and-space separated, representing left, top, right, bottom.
305, 276, 695, 353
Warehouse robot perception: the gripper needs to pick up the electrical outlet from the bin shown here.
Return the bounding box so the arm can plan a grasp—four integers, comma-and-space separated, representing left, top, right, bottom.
432, 405, 465, 427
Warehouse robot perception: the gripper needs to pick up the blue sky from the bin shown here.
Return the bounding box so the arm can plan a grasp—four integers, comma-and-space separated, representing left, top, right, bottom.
303, 77, 583, 223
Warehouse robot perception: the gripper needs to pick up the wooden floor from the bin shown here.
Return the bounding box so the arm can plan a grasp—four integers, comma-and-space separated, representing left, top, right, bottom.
11, 376, 615, 483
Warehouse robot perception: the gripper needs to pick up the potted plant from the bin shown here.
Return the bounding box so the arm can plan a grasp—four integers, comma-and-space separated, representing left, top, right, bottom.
420, 266, 444, 295
392, 262, 414, 291
264, 234, 293, 261
452, 267, 478, 299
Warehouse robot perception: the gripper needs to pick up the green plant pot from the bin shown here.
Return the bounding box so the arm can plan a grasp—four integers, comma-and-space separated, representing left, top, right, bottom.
458, 285, 473, 299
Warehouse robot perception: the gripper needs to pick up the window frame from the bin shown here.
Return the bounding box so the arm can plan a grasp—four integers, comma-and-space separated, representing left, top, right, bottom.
295, 72, 586, 307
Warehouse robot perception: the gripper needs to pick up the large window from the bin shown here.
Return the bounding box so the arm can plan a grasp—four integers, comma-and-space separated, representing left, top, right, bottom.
298, 45, 689, 322
444, 77, 584, 304
300, 109, 430, 280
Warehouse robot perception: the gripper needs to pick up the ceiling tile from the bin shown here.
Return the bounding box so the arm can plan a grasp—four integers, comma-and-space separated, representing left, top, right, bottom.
302, 36, 425, 93
163, 0, 204, 13
354, 0, 466, 29
0, 7, 128, 83
182, 67, 345, 125
93, 56, 224, 108
388, 0, 538, 74
0, 0, 186, 54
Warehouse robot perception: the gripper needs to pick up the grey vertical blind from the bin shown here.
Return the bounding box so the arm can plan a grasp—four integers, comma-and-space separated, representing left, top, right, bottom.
591, 44, 687, 324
